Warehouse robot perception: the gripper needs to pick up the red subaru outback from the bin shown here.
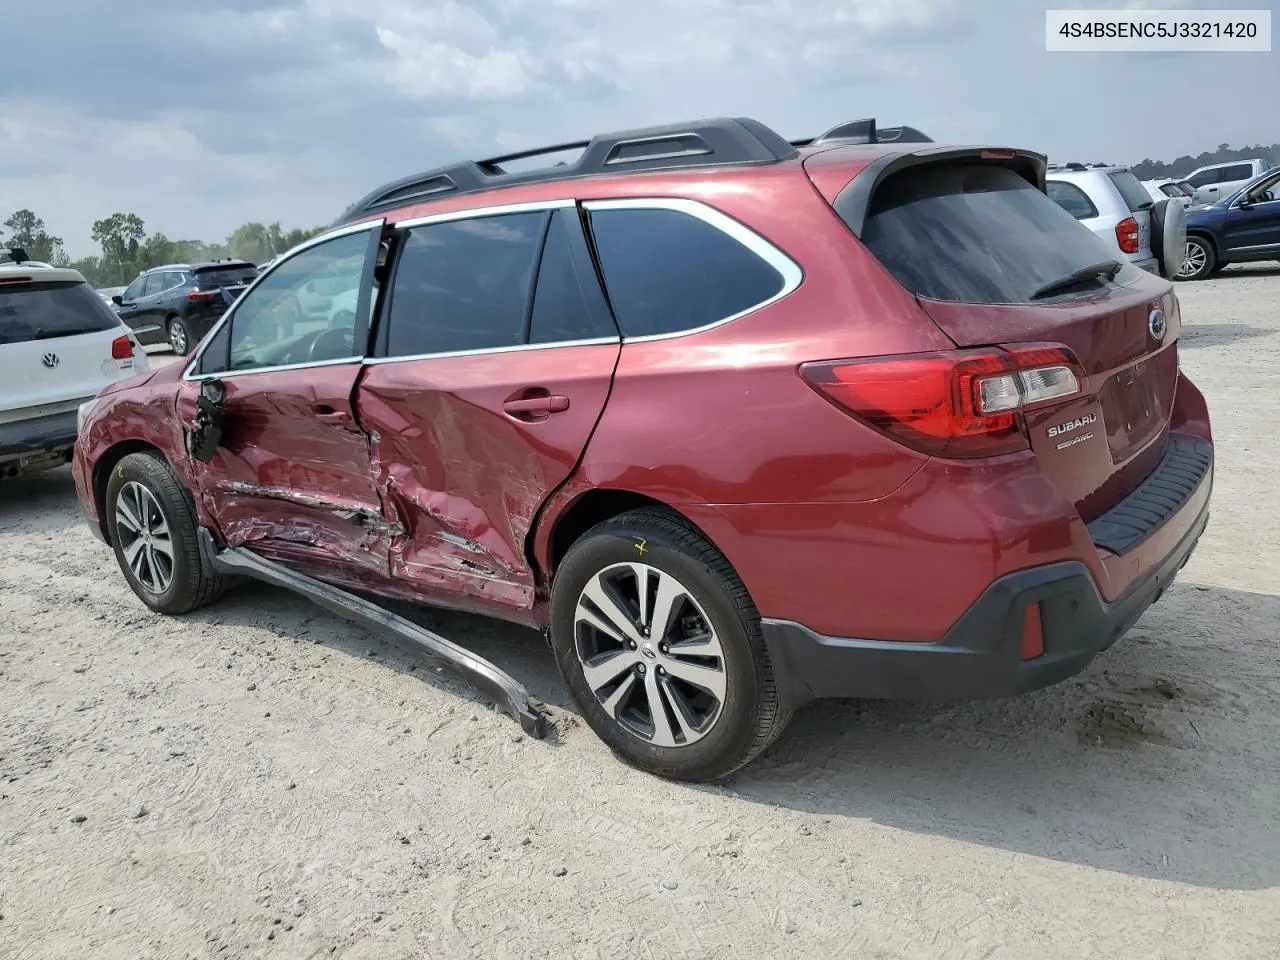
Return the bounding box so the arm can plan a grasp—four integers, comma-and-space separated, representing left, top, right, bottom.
73, 117, 1212, 781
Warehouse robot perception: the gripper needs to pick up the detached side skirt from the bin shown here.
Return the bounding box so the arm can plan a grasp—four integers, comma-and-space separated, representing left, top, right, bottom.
199, 530, 549, 738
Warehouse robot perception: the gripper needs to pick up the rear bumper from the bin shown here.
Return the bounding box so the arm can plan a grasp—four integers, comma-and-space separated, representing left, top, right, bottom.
760, 475, 1211, 709
0, 411, 78, 464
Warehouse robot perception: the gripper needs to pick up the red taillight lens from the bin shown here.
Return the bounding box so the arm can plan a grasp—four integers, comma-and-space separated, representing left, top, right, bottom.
111, 335, 134, 360
1115, 216, 1140, 254
800, 345, 1081, 459
187, 289, 218, 302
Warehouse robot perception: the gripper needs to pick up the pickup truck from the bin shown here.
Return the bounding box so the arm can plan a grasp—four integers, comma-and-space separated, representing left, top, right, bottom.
1182, 158, 1273, 205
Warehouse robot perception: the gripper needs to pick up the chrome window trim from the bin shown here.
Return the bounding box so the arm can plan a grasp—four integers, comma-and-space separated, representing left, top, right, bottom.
392, 198, 575, 232
364, 336, 619, 366
182, 219, 384, 382
185, 355, 364, 382
581, 197, 803, 344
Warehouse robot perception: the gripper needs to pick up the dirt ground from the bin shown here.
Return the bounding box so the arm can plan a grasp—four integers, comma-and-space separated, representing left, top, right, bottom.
2, 265, 1278, 960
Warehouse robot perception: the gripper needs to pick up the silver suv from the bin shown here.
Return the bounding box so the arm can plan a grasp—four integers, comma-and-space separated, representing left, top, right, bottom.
1045, 163, 1184, 279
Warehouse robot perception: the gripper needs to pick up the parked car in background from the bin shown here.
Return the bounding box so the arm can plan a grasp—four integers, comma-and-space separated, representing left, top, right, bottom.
1045, 163, 1185, 277
1182, 158, 1272, 206
1143, 179, 1193, 209
1, 250, 148, 480
113, 260, 257, 355
74, 116, 1213, 781
1178, 166, 1280, 280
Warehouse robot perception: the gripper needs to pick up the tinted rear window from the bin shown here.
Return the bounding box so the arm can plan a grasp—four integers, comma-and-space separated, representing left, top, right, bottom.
588, 207, 785, 338
196, 266, 257, 289
1220, 164, 1256, 181
861, 163, 1131, 305
0, 280, 120, 345
1045, 180, 1099, 220
384, 211, 547, 357
1107, 170, 1154, 212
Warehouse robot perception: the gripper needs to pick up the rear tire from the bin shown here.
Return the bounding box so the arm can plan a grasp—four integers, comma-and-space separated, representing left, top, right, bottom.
1175, 237, 1216, 281
105, 452, 225, 614
167, 315, 191, 355
549, 508, 791, 782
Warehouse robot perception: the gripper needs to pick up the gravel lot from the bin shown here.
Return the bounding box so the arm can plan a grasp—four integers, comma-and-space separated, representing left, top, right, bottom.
2, 264, 1278, 959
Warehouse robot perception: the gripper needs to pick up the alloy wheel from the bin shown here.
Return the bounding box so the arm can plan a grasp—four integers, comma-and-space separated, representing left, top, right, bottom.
168, 319, 189, 354
114, 481, 175, 594
1178, 240, 1207, 279
574, 562, 727, 748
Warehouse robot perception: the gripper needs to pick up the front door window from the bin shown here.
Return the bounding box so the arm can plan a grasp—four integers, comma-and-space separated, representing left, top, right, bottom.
198, 228, 375, 375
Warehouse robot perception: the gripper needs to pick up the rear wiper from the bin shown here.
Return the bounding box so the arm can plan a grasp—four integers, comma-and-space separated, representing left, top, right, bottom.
1030, 260, 1122, 300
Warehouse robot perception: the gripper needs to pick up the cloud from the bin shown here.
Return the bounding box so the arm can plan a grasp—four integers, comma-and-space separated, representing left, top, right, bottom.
0, 0, 1272, 258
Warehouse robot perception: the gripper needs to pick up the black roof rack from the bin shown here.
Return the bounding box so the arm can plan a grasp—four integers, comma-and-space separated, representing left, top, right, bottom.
790, 118, 934, 148
334, 116, 799, 224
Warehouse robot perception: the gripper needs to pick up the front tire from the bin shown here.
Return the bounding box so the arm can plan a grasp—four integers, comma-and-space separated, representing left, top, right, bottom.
549, 508, 790, 782
105, 452, 225, 614
1175, 237, 1216, 281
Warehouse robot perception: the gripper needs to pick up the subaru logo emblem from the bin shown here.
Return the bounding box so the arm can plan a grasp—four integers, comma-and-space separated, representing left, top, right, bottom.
1148, 308, 1166, 341
41, 352, 59, 369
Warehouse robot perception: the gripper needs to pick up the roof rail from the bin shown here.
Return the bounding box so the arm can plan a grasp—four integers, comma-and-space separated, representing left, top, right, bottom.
1047, 162, 1089, 171
790, 119, 934, 148
334, 116, 798, 224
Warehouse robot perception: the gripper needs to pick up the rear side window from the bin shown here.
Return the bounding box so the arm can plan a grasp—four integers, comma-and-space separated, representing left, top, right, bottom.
1220, 163, 1255, 182
1108, 170, 1154, 211
861, 163, 1128, 305
529, 209, 617, 344
197, 266, 257, 289
384, 212, 546, 357
1045, 181, 1099, 220
588, 207, 785, 338
0, 281, 120, 345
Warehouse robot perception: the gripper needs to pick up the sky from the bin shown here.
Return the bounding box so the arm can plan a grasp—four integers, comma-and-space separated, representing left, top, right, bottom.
0, 0, 1276, 258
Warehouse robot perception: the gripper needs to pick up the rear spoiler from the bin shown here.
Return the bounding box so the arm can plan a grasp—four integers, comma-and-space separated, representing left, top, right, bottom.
831, 146, 1048, 238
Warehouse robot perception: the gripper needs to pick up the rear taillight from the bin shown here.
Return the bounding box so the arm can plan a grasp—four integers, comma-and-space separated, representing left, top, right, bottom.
187, 289, 219, 302
800, 345, 1081, 459
110, 335, 134, 360
1115, 216, 1140, 254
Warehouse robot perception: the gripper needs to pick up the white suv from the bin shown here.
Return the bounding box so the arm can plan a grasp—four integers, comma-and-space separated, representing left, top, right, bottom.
1045, 163, 1185, 279
1, 251, 149, 479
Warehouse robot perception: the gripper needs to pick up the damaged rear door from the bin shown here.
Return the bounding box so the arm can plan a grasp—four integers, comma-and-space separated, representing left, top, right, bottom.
358, 203, 620, 619
180, 222, 393, 583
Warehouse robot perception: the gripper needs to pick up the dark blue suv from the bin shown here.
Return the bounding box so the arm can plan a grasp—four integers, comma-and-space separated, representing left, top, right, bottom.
1179, 166, 1280, 280
112, 260, 257, 354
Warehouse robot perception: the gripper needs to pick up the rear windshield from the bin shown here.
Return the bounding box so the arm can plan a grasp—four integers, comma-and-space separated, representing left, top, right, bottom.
1108, 170, 1155, 212
0, 280, 120, 345
196, 266, 257, 289
861, 163, 1134, 305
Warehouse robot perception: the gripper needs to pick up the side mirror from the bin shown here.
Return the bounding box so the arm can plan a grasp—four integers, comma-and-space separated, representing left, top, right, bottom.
1237, 196, 1254, 209
111, 295, 123, 305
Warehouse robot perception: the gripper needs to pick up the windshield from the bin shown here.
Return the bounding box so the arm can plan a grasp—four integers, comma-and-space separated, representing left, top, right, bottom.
0, 280, 121, 345
861, 163, 1138, 305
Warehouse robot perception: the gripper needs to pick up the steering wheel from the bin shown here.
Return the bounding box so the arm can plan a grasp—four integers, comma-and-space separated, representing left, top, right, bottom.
308, 326, 355, 362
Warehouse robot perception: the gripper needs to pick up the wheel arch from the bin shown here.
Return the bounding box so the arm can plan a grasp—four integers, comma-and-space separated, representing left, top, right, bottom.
93, 440, 168, 544
534, 487, 717, 584
1185, 229, 1220, 259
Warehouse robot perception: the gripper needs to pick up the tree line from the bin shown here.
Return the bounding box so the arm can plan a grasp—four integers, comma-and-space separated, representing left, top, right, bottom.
0, 209, 326, 287
1128, 141, 1280, 182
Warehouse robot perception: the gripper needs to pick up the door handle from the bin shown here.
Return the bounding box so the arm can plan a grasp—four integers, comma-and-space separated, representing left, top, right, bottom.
313, 404, 352, 424
502, 392, 570, 421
